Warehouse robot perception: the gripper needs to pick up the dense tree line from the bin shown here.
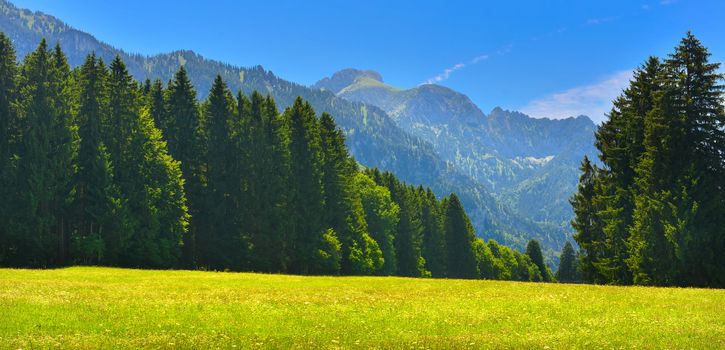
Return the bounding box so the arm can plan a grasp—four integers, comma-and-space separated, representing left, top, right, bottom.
571, 33, 725, 287
0, 35, 549, 281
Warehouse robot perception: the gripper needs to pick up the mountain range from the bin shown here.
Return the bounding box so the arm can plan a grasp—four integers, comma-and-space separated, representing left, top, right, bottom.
315, 69, 598, 247
0, 0, 598, 260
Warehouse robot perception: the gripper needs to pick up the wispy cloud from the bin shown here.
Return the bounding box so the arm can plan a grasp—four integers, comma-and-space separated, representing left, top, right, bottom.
519, 70, 634, 123
425, 62, 466, 84
471, 54, 489, 63
424, 47, 506, 84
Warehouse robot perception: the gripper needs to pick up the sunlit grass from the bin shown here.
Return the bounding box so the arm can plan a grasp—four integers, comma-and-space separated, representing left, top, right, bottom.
0, 267, 723, 349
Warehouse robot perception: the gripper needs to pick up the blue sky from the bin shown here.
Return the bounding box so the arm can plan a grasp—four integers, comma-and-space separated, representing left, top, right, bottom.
12, 0, 725, 123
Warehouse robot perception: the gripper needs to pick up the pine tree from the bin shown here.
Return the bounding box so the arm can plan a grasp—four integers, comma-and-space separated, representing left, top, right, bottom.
443, 194, 478, 279
385, 177, 426, 277
319, 112, 382, 274
165, 66, 205, 268
556, 241, 578, 283
572, 33, 725, 287
106, 56, 188, 268
571, 156, 606, 283
237, 92, 290, 272
665, 33, 724, 287
0, 33, 15, 172
12, 40, 74, 266
202, 75, 243, 270
147, 79, 167, 132
592, 57, 661, 284
525, 239, 552, 282
629, 33, 724, 287
283, 98, 338, 274
0, 33, 18, 265
70, 54, 126, 265
421, 188, 446, 277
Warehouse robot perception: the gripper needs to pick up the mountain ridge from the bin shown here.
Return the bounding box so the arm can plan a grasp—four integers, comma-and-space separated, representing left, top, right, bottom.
315, 68, 599, 250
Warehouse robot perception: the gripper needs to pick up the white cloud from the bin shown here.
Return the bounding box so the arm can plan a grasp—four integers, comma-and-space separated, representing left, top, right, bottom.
519, 70, 634, 123
424, 49, 502, 84
471, 55, 489, 63
425, 62, 466, 84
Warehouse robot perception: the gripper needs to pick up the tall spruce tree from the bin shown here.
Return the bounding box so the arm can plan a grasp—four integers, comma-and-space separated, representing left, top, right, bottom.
0, 33, 18, 264
319, 112, 382, 274
165, 66, 205, 267
70, 54, 126, 265
240, 93, 290, 272
106, 56, 188, 268
385, 176, 426, 277
283, 98, 339, 274
665, 33, 724, 287
202, 75, 243, 270
147, 79, 167, 132
443, 194, 478, 279
574, 33, 724, 287
525, 239, 552, 282
0, 33, 15, 172
592, 57, 661, 284
571, 156, 606, 283
629, 33, 724, 286
421, 188, 446, 277
13, 40, 74, 266
556, 241, 578, 283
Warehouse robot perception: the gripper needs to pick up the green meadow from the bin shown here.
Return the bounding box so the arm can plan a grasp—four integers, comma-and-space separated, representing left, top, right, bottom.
0, 267, 723, 349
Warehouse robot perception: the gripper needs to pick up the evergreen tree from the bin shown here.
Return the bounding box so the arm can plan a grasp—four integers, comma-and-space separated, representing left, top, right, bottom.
165, 66, 205, 267
556, 241, 578, 283
525, 239, 552, 282
238, 92, 290, 272
443, 194, 478, 279
385, 178, 426, 277
106, 56, 188, 268
573, 33, 724, 287
421, 188, 446, 277
69, 54, 126, 265
665, 33, 724, 287
202, 75, 243, 270
147, 79, 167, 134
571, 156, 606, 283
592, 57, 661, 284
0, 33, 18, 264
0, 33, 15, 171
283, 98, 338, 274
319, 112, 382, 274
12, 40, 74, 266
629, 33, 724, 286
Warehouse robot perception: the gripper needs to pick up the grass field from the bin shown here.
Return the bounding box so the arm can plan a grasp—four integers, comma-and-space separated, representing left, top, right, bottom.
0, 267, 723, 349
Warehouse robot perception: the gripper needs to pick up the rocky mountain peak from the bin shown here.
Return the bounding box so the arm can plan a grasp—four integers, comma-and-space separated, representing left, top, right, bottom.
313, 68, 383, 93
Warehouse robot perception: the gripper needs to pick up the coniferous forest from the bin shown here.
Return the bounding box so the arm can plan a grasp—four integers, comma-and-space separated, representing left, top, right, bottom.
0, 34, 550, 281
571, 33, 725, 288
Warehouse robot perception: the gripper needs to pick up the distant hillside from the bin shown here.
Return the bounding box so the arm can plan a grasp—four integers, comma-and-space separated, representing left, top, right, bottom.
0, 0, 549, 252
315, 69, 599, 248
